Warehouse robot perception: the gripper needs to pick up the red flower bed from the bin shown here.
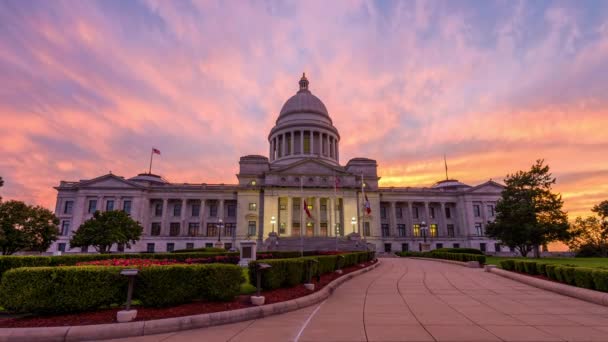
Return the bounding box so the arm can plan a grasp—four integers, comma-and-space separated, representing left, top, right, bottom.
75, 255, 239, 267
0, 260, 377, 328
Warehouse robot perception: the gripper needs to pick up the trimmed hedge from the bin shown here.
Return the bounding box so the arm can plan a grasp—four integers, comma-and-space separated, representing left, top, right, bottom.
396, 251, 486, 264
434, 248, 484, 255
249, 251, 375, 291
0, 263, 244, 313
0, 252, 238, 279
172, 247, 227, 253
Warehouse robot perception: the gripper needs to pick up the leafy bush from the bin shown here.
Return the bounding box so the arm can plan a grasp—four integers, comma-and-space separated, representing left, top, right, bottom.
592, 270, 608, 292
396, 251, 485, 264
136, 264, 243, 307
0, 266, 127, 314
522, 261, 538, 275
574, 268, 595, 289
545, 264, 558, 280
537, 263, 547, 276
434, 248, 484, 255
514, 261, 526, 273
500, 260, 515, 271
172, 247, 227, 253
559, 266, 577, 285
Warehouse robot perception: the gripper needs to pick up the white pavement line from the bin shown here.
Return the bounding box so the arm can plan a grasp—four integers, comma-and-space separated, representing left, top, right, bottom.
294, 300, 326, 342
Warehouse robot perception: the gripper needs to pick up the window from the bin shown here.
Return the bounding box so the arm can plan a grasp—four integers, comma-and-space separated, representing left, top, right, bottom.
151, 222, 161, 236
248, 221, 257, 236
475, 223, 483, 236
227, 204, 236, 217
209, 204, 218, 217
303, 132, 310, 153
381, 223, 390, 237
188, 223, 199, 236
117, 243, 125, 252
414, 207, 419, 219
154, 203, 163, 216
173, 203, 181, 217
61, 220, 70, 236
479, 243, 486, 252
363, 222, 371, 236
186, 243, 194, 250
166, 243, 174, 252
445, 207, 451, 219
64, 200, 74, 214
170, 222, 180, 236
207, 223, 217, 237
81, 246, 88, 253
487, 204, 495, 217
435, 243, 443, 249
453, 243, 460, 248
430, 207, 435, 219
88, 200, 97, 214
279, 222, 286, 235
205, 243, 213, 248
413, 224, 420, 237
384, 243, 392, 252
494, 243, 501, 252
122, 200, 132, 215
429, 224, 438, 237
58, 243, 66, 252
106, 200, 114, 211
396, 207, 403, 218
147, 243, 155, 253
225, 223, 236, 237
380, 206, 387, 219
397, 224, 406, 237
249, 203, 257, 211
447, 224, 455, 237
192, 203, 200, 217
401, 243, 409, 252
473, 205, 481, 217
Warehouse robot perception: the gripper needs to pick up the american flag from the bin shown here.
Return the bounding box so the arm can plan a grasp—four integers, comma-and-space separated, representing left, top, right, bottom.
152, 148, 161, 155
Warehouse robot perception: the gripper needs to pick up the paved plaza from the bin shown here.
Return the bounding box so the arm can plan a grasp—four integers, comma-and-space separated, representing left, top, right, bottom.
112, 259, 608, 342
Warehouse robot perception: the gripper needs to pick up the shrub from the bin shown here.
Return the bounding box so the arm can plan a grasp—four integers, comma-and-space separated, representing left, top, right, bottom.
545, 264, 558, 280
537, 263, 547, 276
522, 261, 538, 275
500, 260, 515, 271
574, 268, 595, 289
136, 264, 243, 307
559, 266, 577, 285
592, 270, 608, 292
434, 248, 484, 255
172, 247, 227, 253
553, 266, 566, 283
0, 266, 127, 314
514, 261, 526, 273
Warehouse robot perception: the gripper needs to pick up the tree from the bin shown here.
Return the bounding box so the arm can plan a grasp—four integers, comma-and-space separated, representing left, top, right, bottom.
565, 216, 608, 257
0, 200, 60, 255
485, 159, 570, 257
70, 210, 143, 253
592, 200, 608, 225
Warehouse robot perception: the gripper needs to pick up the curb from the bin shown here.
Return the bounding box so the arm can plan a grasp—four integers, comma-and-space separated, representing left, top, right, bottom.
0, 260, 381, 342
489, 267, 608, 307
406, 257, 481, 268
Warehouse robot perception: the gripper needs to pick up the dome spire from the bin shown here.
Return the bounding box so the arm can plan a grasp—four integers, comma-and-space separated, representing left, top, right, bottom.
298, 72, 309, 92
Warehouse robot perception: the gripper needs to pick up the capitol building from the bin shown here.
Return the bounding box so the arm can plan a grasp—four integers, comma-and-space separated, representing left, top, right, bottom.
50, 74, 505, 254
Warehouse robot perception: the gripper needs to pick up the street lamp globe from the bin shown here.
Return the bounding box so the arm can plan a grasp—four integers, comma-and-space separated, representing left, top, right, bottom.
270, 216, 276, 233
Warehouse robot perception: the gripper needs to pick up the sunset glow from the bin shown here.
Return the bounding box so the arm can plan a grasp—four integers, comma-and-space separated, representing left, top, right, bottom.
1, 0, 607, 220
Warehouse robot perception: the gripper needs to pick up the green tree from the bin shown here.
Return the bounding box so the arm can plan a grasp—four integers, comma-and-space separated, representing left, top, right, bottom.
485, 159, 570, 257
565, 216, 608, 257
69, 210, 143, 253
0, 200, 60, 255
592, 200, 608, 226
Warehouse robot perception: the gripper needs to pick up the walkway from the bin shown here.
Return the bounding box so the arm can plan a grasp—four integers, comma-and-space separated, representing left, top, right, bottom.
112, 258, 608, 342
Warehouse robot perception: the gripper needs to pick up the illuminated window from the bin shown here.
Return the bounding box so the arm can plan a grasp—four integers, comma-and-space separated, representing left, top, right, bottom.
303, 132, 311, 153
413, 224, 420, 237
430, 224, 438, 237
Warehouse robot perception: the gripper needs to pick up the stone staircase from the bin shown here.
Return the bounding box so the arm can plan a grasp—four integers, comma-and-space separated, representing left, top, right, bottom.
262, 236, 374, 252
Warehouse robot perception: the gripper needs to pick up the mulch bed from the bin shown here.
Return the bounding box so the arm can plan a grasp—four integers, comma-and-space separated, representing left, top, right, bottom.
0, 260, 377, 328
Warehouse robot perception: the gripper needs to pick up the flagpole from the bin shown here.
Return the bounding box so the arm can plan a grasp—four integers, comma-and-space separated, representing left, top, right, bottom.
148, 150, 153, 174
300, 176, 304, 257
334, 171, 338, 251
361, 172, 365, 236
444, 154, 449, 180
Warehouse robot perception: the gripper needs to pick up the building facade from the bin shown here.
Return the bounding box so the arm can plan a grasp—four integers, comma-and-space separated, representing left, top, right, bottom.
50, 74, 505, 254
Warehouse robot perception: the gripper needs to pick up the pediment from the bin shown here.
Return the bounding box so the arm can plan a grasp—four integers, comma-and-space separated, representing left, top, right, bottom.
79, 174, 142, 189
271, 159, 346, 176
466, 181, 505, 193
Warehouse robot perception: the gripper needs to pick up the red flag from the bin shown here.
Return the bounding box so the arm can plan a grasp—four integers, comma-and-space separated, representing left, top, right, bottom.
364, 195, 371, 215
152, 148, 161, 155
303, 200, 313, 219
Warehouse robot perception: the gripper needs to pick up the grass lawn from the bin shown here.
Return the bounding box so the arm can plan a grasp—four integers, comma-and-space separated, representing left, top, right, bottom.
239, 268, 257, 295
486, 256, 608, 269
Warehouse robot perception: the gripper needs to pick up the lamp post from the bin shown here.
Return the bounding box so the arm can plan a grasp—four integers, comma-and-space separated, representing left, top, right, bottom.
421, 220, 428, 243
217, 219, 224, 243
351, 217, 357, 234
117, 268, 138, 322
270, 216, 276, 234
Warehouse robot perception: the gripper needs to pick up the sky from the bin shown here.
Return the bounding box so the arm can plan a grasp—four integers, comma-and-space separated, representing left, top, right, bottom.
0, 0, 607, 220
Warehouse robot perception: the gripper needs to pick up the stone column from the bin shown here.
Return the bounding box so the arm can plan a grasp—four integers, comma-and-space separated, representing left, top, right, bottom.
269, 138, 273, 161
328, 197, 334, 237
336, 141, 339, 161
291, 131, 295, 155
390, 201, 397, 237
286, 197, 293, 236
181, 199, 187, 236
310, 131, 314, 155
97, 196, 103, 212
282, 133, 288, 157
315, 197, 321, 236
406, 202, 413, 237
300, 130, 304, 154
200, 199, 206, 236
440, 202, 446, 237
162, 198, 169, 236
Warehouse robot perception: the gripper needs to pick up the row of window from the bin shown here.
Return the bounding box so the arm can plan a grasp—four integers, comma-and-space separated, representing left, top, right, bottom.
379, 206, 453, 220
56, 242, 234, 253
473, 204, 495, 218
387, 242, 503, 253
149, 222, 238, 237
152, 202, 237, 218
61, 199, 132, 215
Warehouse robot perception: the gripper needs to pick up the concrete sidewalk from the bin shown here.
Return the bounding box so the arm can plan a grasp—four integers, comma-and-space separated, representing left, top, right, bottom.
111, 258, 608, 342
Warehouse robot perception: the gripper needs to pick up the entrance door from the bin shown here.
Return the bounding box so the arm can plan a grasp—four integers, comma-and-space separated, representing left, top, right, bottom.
384, 243, 392, 252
